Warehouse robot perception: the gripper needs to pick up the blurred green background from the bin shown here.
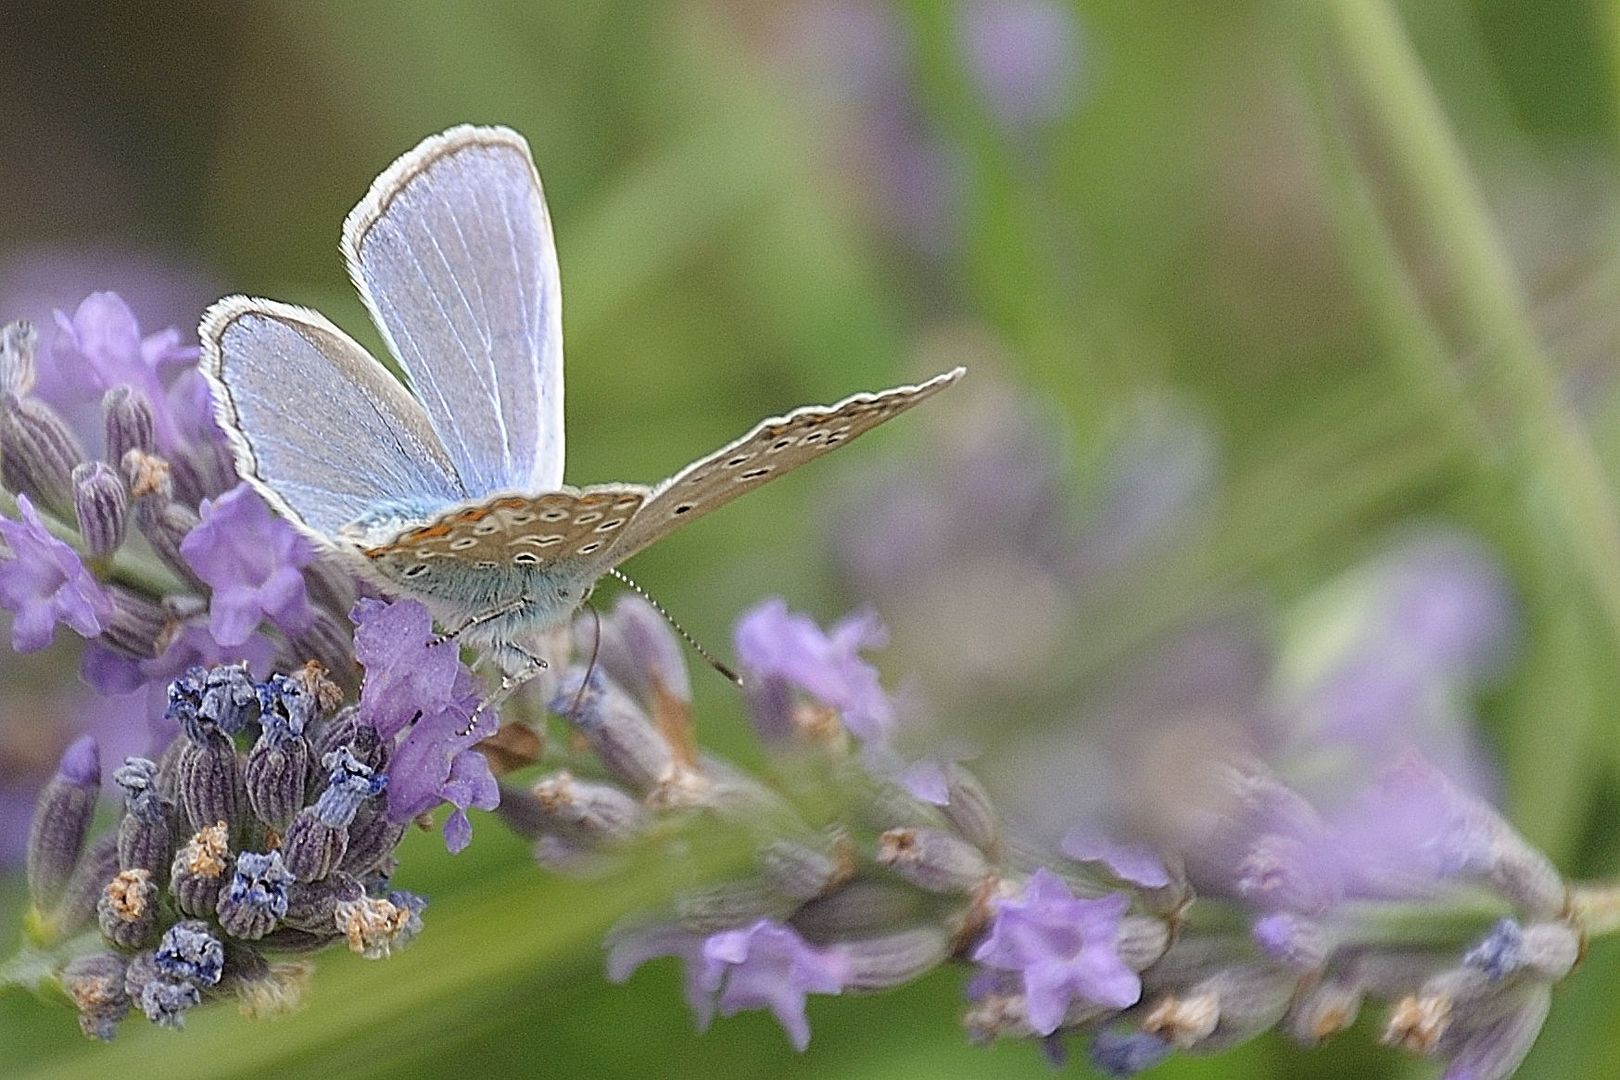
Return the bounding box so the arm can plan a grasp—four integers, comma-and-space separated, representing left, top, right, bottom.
5, 1, 1620, 1077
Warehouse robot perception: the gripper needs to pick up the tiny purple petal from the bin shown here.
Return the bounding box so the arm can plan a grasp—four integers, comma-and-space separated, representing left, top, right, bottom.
1060, 829, 1171, 889
57, 734, 100, 786
734, 598, 895, 743
180, 484, 314, 645
972, 868, 1140, 1035
702, 920, 851, 1051
898, 759, 951, 805
0, 493, 112, 651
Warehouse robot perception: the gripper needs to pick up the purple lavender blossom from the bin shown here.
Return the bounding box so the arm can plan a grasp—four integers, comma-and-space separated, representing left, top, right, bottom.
734, 598, 894, 743
701, 920, 852, 1051
352, 597, 497, 850
179, 484, 315, 647
0, 493, 112, 652
49, 291, 204, 454
972, 868, 1141, 1035
957, 0, 1086, 133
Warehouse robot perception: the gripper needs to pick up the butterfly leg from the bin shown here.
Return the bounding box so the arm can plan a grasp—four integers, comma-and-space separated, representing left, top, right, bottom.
458, 642, 548, 736
434, 597, 532, 646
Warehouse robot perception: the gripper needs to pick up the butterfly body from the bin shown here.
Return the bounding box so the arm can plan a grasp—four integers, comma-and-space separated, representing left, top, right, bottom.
200, 125, 963, 687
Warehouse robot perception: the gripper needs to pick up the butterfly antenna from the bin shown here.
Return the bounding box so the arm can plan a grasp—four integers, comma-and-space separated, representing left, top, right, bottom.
608, 567, 743, 688
568, 600, 604, 718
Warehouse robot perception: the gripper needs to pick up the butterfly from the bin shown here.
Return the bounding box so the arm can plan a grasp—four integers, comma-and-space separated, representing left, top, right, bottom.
199, 124, 963, 695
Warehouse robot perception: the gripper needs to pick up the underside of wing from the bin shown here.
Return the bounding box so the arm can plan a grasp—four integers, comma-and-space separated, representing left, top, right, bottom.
611, 366, 966, 563
343, 124, 565, 497
361, 484, 647, 583
200, 297, 466, 541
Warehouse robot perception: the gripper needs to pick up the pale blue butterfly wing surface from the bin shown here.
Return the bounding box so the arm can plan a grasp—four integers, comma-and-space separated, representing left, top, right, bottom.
202, 124, 964, 683
199, 298, 465, 539
341, 125, 564, 496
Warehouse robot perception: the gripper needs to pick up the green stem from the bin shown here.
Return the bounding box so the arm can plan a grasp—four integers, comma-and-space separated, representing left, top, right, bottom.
1569, 881, 1620, 936
1321, 0, 1620, 660
0, 485, 184, 598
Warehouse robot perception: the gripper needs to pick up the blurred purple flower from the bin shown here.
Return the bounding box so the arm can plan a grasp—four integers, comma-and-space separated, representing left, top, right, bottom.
958, 0, 1086, 132
735, 598, 894, 743
776, 3, 962, 252
0, 493, 112, 652
701, 920, 851, 1051
49, 292, 204, 454
1060, 830, 1171, 889
1282, 529, 1517, 796
180, 484, 315, 646
352, 597, 497, 849
972, 868, 1140, 1035
607, 924, 720, 1032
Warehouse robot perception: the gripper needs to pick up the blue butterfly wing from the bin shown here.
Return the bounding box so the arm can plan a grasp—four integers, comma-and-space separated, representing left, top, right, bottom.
341, 125, 565, 497
200, 297, 465, 540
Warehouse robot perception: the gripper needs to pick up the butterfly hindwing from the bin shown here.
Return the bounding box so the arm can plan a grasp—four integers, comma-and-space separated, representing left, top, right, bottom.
362, 485, 647, 587
609, 367, 965, 564
343, 124, 565, 497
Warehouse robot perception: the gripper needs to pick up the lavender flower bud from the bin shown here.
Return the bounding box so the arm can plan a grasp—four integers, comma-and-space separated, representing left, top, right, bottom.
173, 707, 247, 838
1089, 1030, 1174, 1078
282, 871, 364, 932
1251, 911, 1332, 971
280, 811, 348, 883
760, 836, 850, 901
1117, 916, 1173, 972
154, 921, 225, 987
71, 461, 128, 557
1, 389, 86, 515
26, 735, 100, 910
673, 879, 799, 934
791, 881, 927, 940
339, 801, 407, 877
97, 869, 161, 949
1145, 965, 1297, 1053
282, 748, 385, 881
934, 763, 1003, 856
841, 926, 952, 990
136, 975, 202, 1029
1436, 982, 1553, 1080
114, 757, 177, 886
1463, 918, 1580, 983
530, 770, 647, 846
61, 952, 130, 1041
126, 452, 204, 584
97, 585, 169, 659
0, 319, 37, 394
551, 669, 675, 793
1286, 976, 1364, 1045
56, 833, 119, 936
170, 823, 233, 917
102, 385, 155, 462
217, 850, 295, 940
878, 827, 992, 893
285, 608, 361, 683
244, 697, 313, 831
200, 663, 261, 732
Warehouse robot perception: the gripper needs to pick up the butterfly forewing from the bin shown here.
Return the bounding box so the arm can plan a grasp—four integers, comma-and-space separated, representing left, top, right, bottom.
609, 367, 966, 564
343, 125, 565, 497
200, 298, 465, 538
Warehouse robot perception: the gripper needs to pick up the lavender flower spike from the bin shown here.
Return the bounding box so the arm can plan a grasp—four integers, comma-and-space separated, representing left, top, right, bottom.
0, 492, 113, 652
972, 868, 1142, 1036
180, 483, 315, 646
